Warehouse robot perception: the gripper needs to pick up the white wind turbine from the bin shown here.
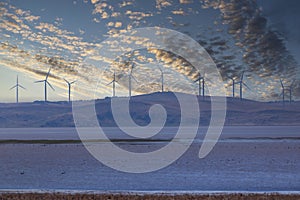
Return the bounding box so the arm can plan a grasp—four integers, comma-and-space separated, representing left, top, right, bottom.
280, 79, 287, 104
287, 80, 296, 103
158, 67, 165, 93
34, 67, 55, 102
157, 60, 173, 93
106, 71, 118, 97
10, 75, 26, 103
194, 72, 206, 99
124, 54, 138, 97
64, 79, 76, 102
227, 75, 237, 98
127, 65, 138, 97
236, 71, 250, 100
280, 79, 295, 104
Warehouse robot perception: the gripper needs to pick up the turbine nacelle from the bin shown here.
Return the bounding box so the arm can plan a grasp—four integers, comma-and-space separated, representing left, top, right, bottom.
9, 75, 26, 103
34, 67, 54, 102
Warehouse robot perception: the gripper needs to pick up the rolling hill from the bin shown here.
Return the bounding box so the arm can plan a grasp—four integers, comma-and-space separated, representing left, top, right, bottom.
0, 92, 299, 128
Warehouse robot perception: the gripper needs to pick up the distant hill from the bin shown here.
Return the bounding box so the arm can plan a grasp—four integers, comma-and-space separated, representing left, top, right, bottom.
0, 92, 299, 128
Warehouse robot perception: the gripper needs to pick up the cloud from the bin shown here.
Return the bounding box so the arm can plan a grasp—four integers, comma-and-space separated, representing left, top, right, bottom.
91, 0, 100, 4
24, 15, 40, 22
1, 0, 299, 101
156, 0, 172, 10
201, 0, 298, 79
198, 0, 299, 99
114, 22, 122, 28
172, 9, 185, 15
179, 0, 193, 4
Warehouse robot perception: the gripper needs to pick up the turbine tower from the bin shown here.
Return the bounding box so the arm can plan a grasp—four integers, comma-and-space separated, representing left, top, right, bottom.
107, 71, 117, 97
288, 80, 295, 103
125, 53, 138, 97
194, 72, 205, 98
10, 75, 25, 103
236, 71, 250, 100
280, 79, 286, 104
34, 67, 55, 102
64, 79, 76, 102
128, 65, 138, 97
227, 76, 237, 98
158, 67, 164, 93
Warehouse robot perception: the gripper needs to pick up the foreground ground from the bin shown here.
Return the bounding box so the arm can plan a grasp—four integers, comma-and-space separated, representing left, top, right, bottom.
0, 129, 299, 191
1, 193, 300, 200
0, 127, 299, 195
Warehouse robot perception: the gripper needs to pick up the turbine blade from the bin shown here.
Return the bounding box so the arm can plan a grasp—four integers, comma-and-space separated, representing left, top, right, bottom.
226, 75, 234, 81
9, 85, 17, 90
130, 67, 134, 75
280, 79, 284, 88
19, 85, 26, 90
64, 78, 69, 84
194, 76, 203, 82
70, 80, 77, 84
290, 79, 295, 88
106, 81, 113, 86
46, 67, 52, 80
131, 75, 138, 83
47, 81, 55, 91
243, 82, 251, 90
240, 71, 245, 81
279, 91, 284, 97
34, 80, 44, 83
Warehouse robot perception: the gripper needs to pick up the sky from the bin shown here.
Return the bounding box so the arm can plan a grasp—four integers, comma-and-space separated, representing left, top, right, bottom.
0, 0, 299, 102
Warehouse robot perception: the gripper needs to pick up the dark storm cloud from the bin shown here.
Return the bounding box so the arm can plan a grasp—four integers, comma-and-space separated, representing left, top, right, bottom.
257, 0, 300, 43
201, 0, 299, 95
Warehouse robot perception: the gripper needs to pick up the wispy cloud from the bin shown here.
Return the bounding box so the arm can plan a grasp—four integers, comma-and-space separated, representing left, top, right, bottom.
0, 0, 299, 101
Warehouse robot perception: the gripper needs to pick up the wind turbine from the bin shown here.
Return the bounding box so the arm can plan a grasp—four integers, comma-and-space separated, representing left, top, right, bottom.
34, 67, 55, 102
106, 71, 117, 97
124, 53, 138, 97
227, 76, 237, 98
280, 79, 295, 104
236, 71, 250, 100
158, 67, 164, 93
194, 72, 205, 98
64, 78, 76, 102
288, 80, 295, 103
157, 61, 173, 93
280, 79, 286, 104
127, 64, 138, 97
10, 75, 25, 103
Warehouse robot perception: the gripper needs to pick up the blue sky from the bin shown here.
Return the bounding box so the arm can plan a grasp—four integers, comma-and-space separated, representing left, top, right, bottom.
0, 0, 299, 102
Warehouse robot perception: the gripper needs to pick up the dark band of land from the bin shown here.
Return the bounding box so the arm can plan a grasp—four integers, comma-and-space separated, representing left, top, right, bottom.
0, 193, 300, 200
